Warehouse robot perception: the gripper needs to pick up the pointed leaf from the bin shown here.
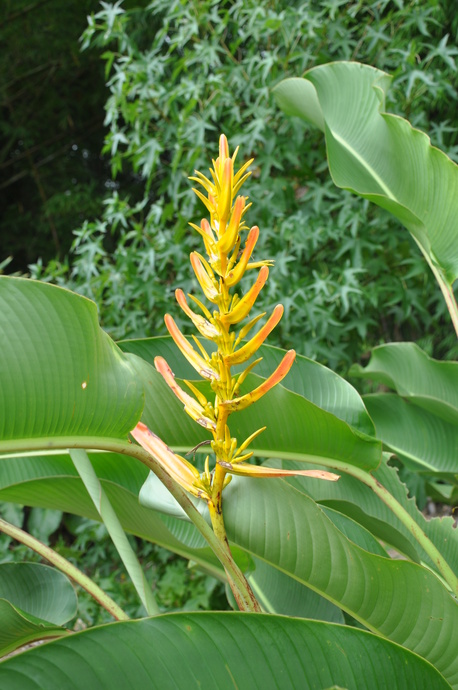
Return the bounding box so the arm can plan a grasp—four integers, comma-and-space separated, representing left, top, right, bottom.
350, 343, 458, 425
118, 337, 375, 436
0, 613, 450, 689
273, 62, 458, 327
0, 277, 144, 451
363, 394, 458, 476
281, 454, 458, 579
222, 477, 458, 687
0, 600, 68, 658
0, 563, 76, 656
0, 563, 77, 627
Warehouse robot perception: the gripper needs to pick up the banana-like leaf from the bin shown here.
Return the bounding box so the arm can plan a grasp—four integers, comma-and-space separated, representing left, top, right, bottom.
0, 601, 68, 659
363, 394, 458, 476
1, 454, 457, 683
0, 563, 76, 656
0, 453, 226, 581
126, 348, 382, 472
0, 277, 143, 450
0, 613, 450, 689
273, 62, 458, 331
246, 558, 344, 622
222, 477, 458, 688
350, 343, 458, 425
119, 337, 375, 436
282, 454, 458, 579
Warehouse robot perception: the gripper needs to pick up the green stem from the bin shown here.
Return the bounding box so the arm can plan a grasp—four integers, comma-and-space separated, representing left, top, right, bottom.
209, 464, 261, 613
69, 448, 160, 616
0, 517, 129, 621
0, 437, 260, 612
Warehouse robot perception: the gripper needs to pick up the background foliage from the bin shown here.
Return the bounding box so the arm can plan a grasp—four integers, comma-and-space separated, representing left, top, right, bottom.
2, 0, 456, 369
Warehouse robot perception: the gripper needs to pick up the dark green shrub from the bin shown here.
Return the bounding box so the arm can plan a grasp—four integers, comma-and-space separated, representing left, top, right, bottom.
30, 0, 458, 369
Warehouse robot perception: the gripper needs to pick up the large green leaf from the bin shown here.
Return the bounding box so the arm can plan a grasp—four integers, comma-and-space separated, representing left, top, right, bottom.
1, 453, 457, 684
0, 600, 68, 659
0, 453, 225, 581
0, 563, 77, 626
119, 337, 375, 436
281, 454, 458, 579
0, 563, 76, 656
363, 394, 458, 476
246, 558, 345, 623
126, 347, 382, 472
273, 62, 458, 329
0, 613, 450, 689
0, 277, 143, 450
222, 477, 458, 688
350, 343, 458, 425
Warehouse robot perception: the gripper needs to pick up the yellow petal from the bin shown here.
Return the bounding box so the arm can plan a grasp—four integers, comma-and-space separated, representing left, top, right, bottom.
225, 226, 259, 287
220, 266, 269, 326
218, 157, 233, 224
218, 461, 340, 481
219, 134, 230, 160
164, 314, 219, 381
131, 422, 210, 499
224, 305, 283, 366
221, 349, 296, 411
217, 195, 245, 255
190, 252, 219, 302
175, 289, 219, 339
154, 357, 216, 431
192, 187, 215, 216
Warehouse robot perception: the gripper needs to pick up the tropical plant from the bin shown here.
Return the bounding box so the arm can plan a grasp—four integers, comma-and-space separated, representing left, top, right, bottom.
1, 111, 457, 687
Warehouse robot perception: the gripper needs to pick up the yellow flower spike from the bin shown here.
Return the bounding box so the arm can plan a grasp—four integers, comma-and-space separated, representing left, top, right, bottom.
217, 195, 245, 255
225, 226, 259, 287
190, 252, 220, 302
217, 461, 340, 482
131, 422, 211, 500
164, 314, 219, 381
221, 349, 296, 412
175, 289, 219, 340
221, 265, 269, 326
224, 305, 284, 366
154, 356, 216, 431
